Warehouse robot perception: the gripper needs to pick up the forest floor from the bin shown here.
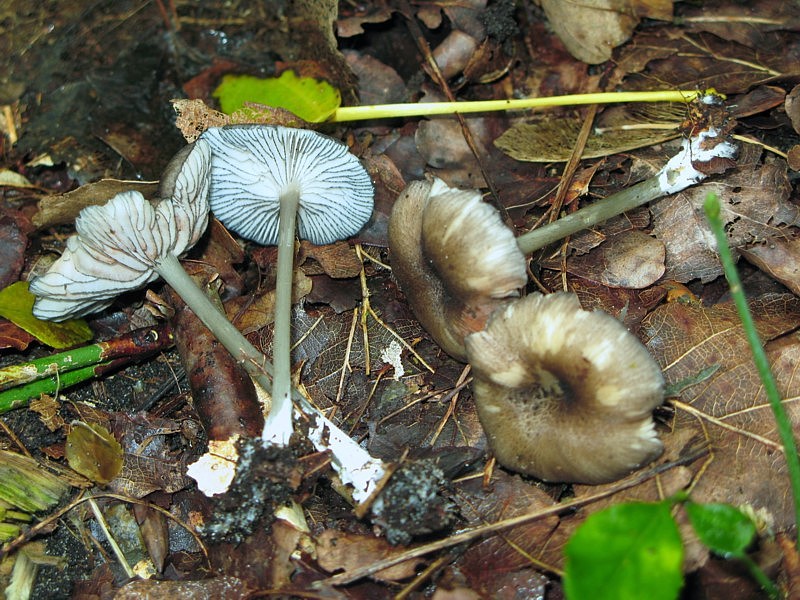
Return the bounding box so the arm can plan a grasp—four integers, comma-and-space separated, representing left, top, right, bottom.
1, 1, 800, 598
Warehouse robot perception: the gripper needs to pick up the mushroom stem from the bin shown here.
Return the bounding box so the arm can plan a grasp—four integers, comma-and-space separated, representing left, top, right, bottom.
158, 250, 385, 496
516, 177, 663, 254
264, 186, 301, 446
153, 253, 274, 393
515, 126, 738, 255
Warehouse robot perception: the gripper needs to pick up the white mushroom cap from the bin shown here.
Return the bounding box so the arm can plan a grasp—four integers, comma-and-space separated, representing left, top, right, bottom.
30, 140, 212, 321
388, 177, 527, 361
465, 292, 665, 484
159, 141, 214, 254
200, 125, 374, 246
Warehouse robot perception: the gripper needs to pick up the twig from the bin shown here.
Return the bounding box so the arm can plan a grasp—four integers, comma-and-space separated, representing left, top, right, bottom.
398, 0, 504, 214
87, 496, 135, 579
671, 399, 783, 452
317, 448, 708, 587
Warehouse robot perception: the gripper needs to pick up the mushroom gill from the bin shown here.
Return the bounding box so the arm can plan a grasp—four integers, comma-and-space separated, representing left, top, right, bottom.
465, 292, 665, 484
388, 178, 527, 361
200, 125, 374, 445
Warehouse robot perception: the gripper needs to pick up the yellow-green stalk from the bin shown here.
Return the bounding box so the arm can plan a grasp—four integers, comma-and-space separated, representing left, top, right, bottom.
328, 90, 712, 123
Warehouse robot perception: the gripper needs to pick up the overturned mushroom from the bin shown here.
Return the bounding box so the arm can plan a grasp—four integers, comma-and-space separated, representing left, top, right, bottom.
388, 178, 527, 361
465, 292, 664, 484
200, 125, 374, 445
30, 141, 389, 503
29, 141, 273, 398
31, 141, 212, 321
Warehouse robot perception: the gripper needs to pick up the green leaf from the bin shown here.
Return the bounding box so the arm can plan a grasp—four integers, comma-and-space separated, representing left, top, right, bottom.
212, 70, 341, 123
685, 501, 756, 558
563, 501, 684, 600
0, 282, 93, 349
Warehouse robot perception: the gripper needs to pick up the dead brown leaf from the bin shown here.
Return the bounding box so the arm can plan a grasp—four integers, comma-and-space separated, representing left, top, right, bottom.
539, 0, 672, 64
0, 213, 26, 289
0, 319, 34, 351
300, 240, 362, 279
541, 270, 667, 331
337, 4, 393, 38
29, 394, 66, 432
543, 230, 665, 289
740, 235, 800, 297
108, 413, 192, 498
167, 279, 263, 441
641, 293, 800, 528
306, 274, 361, 313
619, 27, 795, 93
453, 470, 559, 581
316, 529, 427, 582
787, 84, 800, 135
651, 152, 798, 283
495, 102, 684, 163
226, 270, 312, 335
33, 180, 158, 228
135, 504, 170, 574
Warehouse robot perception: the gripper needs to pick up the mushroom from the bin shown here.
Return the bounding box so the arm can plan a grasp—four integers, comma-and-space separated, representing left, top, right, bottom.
388, 177, 527, 361
199, 125, 374, 445
29, 140, 273, 397
464, 292, 664, 484
30, 141, 389, 502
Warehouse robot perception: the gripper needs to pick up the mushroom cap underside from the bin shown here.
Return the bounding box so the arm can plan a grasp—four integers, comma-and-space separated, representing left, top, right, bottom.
30, 142, 212, 321
388, 178, 527, 361
465, 292, 665, 484
201, 125, 374, 247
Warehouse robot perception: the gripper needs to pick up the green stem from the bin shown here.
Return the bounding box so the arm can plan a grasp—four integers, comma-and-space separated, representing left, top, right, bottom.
329, 90, 704, 123
704, 192, 800, 549
516, 177, 664, 254
0, 326, 172, 392
0, 361, 124, 414
0, 346, 104, 392
738, 554, 780, 600
265, 187, 300, 445
154, 253, 274, 393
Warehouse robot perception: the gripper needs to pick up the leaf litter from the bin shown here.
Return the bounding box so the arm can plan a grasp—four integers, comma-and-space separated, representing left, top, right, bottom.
1, 0, 800, 597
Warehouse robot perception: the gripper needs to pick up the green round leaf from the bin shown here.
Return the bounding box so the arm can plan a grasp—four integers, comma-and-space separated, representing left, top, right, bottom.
212, 70, 341, 122
563, 501, 684, 600
685, 501, 756, 557
0, 282, 93, 349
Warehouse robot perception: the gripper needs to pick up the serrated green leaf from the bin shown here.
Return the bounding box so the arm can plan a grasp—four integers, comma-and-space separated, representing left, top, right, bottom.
0, 282, 93, 349
212, 70, 341, 123
685, 501, 756, 558
563, 501, 684, 600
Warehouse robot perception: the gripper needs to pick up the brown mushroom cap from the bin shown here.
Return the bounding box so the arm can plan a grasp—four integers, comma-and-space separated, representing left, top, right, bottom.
465, 292, 664, 484
388, 178, 527, 361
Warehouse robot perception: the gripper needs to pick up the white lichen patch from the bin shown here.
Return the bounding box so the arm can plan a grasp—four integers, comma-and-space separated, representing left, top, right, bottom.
380, 340, 405, 379
657, 128, 738, 195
